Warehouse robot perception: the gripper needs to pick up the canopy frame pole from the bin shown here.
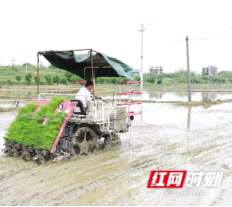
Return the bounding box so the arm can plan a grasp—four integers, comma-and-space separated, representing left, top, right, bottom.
84, 67, 86, 87
38, 48, 100, 54
119, 76, 121, 104
90, 49, 95, 95
37, 53, 40, 99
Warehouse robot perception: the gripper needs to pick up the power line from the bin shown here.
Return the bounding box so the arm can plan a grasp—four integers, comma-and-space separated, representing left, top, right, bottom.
0, 25, 232, 57
161, 25, 232, 43
190, 25, 232, 41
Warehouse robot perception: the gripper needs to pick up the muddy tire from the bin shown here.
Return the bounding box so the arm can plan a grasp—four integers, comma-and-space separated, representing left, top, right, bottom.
102, 133, 112, 149
5, 147, 11, 156
12, 148, 20, 157
37, 154, 46, 164
21, 151, 32, 161
4, 142, 14, 156
71, 127, 98, 156
111, 133, 121, 147
92, 124, 102, 136
8, 146, 16, 156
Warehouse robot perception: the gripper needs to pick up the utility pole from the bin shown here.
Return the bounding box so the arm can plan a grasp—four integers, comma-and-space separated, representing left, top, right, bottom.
139, 24, 146, 91
146, 65, 147, 83
186, 36, 191, 102
26, 55, 28, 74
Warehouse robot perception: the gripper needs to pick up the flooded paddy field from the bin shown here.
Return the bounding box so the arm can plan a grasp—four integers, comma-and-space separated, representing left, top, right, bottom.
0, 101, 232, 205
2, 89, 232, 102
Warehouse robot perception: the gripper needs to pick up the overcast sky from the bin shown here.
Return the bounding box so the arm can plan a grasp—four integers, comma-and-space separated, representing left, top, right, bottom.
1, 0, 232, 74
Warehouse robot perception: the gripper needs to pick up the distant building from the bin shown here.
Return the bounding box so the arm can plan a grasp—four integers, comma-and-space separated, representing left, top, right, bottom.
133, 69, 140, 75
202, 65, 218, 76
149, 66, 164, 75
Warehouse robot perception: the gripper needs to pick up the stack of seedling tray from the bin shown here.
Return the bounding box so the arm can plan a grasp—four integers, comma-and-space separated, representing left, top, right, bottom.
109, 106, 127, 130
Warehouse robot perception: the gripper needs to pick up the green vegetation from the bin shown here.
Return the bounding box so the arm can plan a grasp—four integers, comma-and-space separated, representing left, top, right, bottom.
53, 75, 60, 84
141, 69, 230, 86
44, 74, 53, 85
0, 63, 75, 86
4, 97, 66, 150
1, 63, 232, 87
15, 75, 22, 82
157, 80, 162, 84
60, 77, 68, 85
64, 71, 73, 81
70, 74, 82, 82
25, 73, 33, 85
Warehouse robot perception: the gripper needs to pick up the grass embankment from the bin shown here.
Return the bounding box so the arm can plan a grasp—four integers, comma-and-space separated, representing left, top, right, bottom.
0, 64, 64, 84
4, 97, 66, 150
176, 97, 232, 107
0, 107, 18, 112
4, 83, 232, 92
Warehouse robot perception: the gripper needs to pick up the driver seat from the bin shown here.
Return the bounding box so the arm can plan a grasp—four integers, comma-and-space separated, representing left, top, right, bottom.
70, 99, 87, 116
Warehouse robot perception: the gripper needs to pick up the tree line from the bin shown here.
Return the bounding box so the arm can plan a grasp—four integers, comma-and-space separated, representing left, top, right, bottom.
1, 62, 232, 86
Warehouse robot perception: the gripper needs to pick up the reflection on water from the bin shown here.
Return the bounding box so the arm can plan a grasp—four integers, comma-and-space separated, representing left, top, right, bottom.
1, 89, 232, 131
187, 108, 191, 129
0, 102, 232, 153
133, 103, 232, 130
105, 91, 232, 102
1, 89, 232, 102
136, 91, 232, 101
202, 93, 217, 100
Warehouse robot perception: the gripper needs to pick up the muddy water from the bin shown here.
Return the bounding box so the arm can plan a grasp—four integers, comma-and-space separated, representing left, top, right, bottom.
0, 100, 29, 108
104, 91, 232, 101
0, 118, 232, 205
0, 103, 231, 151
133, 103, 232, 129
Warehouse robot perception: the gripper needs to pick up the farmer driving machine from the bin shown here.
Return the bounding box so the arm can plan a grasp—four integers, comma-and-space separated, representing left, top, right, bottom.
3, 49, 142, 164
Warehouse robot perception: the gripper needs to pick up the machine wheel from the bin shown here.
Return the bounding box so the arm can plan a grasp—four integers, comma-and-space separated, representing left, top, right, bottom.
12, 148, 20, 157
4, 142, 14, 156
111, 133, 121, 147
21, 151, 32, 161
8, 148, 14, 156
37, 154, 46, 164
102, 133, 112, 149
92, 124, 102, 136
71, 127, 98, 156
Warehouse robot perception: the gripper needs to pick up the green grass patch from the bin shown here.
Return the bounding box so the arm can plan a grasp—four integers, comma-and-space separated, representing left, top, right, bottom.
4, 97, 67, 150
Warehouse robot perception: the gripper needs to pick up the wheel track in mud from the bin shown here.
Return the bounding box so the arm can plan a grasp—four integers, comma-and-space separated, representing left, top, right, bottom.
2, 136, 231, 205
55, 138, 232, 204
0, 124, 158, 181
42, 145, 183, 205
67, 137, 232, 205
182, 138, 232, 163
0, 142, 179, 205
1, 124, 232, 205
99, 145, 232, 206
